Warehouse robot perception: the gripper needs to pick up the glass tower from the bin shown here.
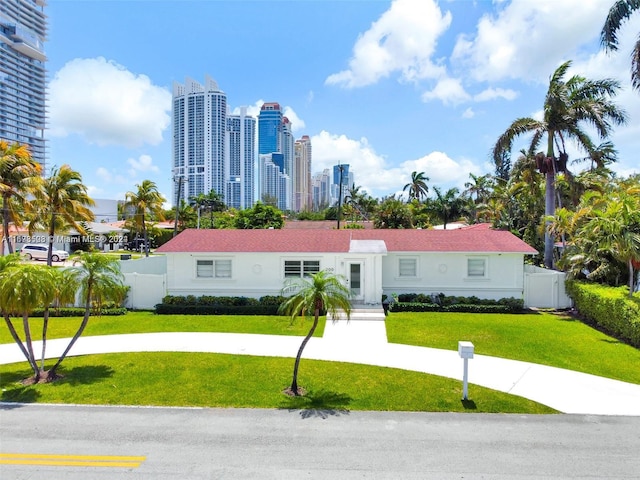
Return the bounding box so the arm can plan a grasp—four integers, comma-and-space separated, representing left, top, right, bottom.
0, 0, 47, 168
258, 102, 282, 155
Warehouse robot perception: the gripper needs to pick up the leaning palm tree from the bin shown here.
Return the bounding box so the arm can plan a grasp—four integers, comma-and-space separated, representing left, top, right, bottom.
125, 180, 165, 257
48, 252, 127, 379
0, 140, 42, 254
601, 0, 640, 91
29, 164, 95, 266
403, 171, 429, 202
279, 270, 352, 396
493, 60, 627, 268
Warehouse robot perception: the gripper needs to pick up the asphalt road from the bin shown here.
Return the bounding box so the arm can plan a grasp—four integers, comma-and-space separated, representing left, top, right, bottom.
1, 404, 639, 479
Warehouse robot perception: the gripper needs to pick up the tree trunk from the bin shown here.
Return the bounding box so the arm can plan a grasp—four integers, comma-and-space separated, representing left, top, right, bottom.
142, 213, 149, 257
4, 314, 31, 362
628, 259, 635, 298
544, 135, 556, 269
2, 194, 13, 254
46, 215, 55, 267
22, 313, 39, 379
49, 284, 92, 377
40, 307, 50, 370
290, 309, 319, 396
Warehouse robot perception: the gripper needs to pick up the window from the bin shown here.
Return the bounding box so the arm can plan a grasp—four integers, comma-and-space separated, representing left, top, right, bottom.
196, 259, 231, 278
467, 258, 487, 278
398, 258, 417, 277
284, 260, 320, 278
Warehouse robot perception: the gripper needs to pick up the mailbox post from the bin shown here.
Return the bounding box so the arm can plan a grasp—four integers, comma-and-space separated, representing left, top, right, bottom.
458, 341, 474, 400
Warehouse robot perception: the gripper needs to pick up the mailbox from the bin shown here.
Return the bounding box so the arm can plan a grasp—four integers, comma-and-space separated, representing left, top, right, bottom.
458, 341, 474, 359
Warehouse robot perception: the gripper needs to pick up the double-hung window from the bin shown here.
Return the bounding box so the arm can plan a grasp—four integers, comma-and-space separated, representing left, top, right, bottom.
196, 259, 232, 278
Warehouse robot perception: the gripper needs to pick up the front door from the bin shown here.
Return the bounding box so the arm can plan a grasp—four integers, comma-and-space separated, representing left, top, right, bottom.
349, 262, 363, 301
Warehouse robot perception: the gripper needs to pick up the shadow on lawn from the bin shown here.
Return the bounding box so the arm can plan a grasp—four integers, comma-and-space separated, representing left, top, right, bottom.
280, 389, 352, 419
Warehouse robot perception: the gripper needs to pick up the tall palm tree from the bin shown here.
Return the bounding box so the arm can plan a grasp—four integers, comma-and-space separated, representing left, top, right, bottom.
493, 60, 626, 268
403, 171, 429, 202
601, 0, 640, 91
125, 180, 165, 257
279, 270, 352, 396
426, 187, 467, 230
0, 140, 42, 254
48, 252, 126, 378
29, 164, 95, 266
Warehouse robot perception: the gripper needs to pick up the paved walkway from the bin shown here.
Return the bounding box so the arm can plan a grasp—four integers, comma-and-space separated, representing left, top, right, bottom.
1, 311, 640, 416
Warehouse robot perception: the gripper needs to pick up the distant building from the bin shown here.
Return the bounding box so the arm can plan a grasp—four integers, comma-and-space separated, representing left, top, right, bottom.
293, 135, 312, 212
259, 153, 290, 211
226, 107, 255, 209
0, 0, 48, 168
258, 102, 282, 155
332, 164, 352, 205
311, 169, 331, 211
172, 76, 228, 205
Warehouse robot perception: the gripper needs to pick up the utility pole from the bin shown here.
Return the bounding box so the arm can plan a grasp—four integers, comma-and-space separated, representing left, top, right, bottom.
173, 175, 184, 238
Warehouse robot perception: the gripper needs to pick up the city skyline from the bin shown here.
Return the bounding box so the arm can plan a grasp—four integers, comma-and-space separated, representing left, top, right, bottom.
39, 1, 640, 205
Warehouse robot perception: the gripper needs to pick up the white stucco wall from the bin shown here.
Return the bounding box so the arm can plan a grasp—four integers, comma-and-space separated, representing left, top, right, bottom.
381, 252, 526, 300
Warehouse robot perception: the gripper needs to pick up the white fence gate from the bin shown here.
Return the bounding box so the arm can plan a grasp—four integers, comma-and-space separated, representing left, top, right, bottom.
524, 265, 573, 309
123, 272, 166, 310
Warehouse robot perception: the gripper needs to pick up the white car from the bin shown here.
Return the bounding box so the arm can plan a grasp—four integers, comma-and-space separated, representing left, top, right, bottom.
20, 244, 69, 262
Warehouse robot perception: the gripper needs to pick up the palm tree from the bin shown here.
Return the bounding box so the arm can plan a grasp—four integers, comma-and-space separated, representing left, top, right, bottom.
29, 164, 95, 266
601, 0, 640, 91
0, 140, 42, 254
493, 61, 626, 268
426, 187, 467, 230
279, 270, 352, 396
403, 171, 429, 202
0, 263, 58, 382
48, 252, 127, 378
125, 180, 165, 257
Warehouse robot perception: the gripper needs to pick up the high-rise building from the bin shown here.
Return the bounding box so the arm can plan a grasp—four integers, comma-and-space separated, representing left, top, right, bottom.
258, 102, 282, 155
226, 107, 255, 210
0, 0, 47, 168
332, 164, 352, 205
172, 76, 227, 205
293, 135, 312, 212
311, 168, 331, 211
259, 153, 290, 211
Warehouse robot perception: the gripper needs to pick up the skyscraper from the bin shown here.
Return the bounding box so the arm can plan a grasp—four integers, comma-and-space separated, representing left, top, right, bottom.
0, 0, 47, 168
293, 135, 312, 212
258, 102, 282, 155
226, 107, 255, 209
172, 76, 227, 205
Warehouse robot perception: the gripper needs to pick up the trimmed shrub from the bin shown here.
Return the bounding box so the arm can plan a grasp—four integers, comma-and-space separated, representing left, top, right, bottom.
566, 280, 640, 348
389, 294, 524, 314
155, 294, 286, 315
29, 307, 128, 317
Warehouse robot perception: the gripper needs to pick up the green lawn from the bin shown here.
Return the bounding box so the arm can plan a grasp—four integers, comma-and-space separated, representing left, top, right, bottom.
386, 311, 640, 384
0, 311, 326, 343
0, 352, 555, 414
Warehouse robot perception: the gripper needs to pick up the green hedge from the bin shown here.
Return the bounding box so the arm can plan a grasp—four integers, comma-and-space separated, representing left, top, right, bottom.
156, 295, 287, 315
566, 280, 640, 348
389, 294, 524, 314
28, 307, 128, 317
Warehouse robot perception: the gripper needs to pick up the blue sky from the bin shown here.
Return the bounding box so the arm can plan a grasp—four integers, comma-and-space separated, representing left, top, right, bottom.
46, 0, 640, 205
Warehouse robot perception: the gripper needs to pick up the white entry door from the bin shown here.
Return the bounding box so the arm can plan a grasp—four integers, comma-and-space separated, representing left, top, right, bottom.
349, 262, 364, 301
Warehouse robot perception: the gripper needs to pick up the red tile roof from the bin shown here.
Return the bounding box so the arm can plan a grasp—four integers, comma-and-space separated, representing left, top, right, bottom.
156, 224, 538, 254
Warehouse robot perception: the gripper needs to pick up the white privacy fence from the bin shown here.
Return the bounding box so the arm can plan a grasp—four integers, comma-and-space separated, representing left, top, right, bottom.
524, 265, 573, 309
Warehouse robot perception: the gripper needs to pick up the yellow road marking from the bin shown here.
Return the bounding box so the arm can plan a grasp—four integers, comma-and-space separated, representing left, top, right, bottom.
0, 453, 145, 468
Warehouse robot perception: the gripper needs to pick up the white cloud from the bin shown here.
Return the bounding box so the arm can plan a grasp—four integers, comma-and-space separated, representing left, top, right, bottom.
96, 166, 129, 185
127, 154, 160, 177
310, 130, 484, 198
325, 0, 451, 88
462, 107, 475, 119
474, 87, 518, 102
451, 0, 611, 83
421, 77, 470, 105
49, 57, 171, 147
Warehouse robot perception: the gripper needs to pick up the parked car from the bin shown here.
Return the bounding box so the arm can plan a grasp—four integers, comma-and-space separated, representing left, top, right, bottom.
20, 244, 69, 262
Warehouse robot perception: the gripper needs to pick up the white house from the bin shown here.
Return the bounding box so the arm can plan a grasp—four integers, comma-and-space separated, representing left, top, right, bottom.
155, 224, 539, 304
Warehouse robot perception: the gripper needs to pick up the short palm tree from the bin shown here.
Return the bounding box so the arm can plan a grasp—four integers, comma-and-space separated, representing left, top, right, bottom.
493, 60, 626, 268
403, 171, 429, 202
29, 164, 95, 266
427, 187, 467, 229
601, 0, 640, 91
48, 252, 127, 378
125, 180, 165, 257
0, 140, 42, 254
279, 270, 352, 396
